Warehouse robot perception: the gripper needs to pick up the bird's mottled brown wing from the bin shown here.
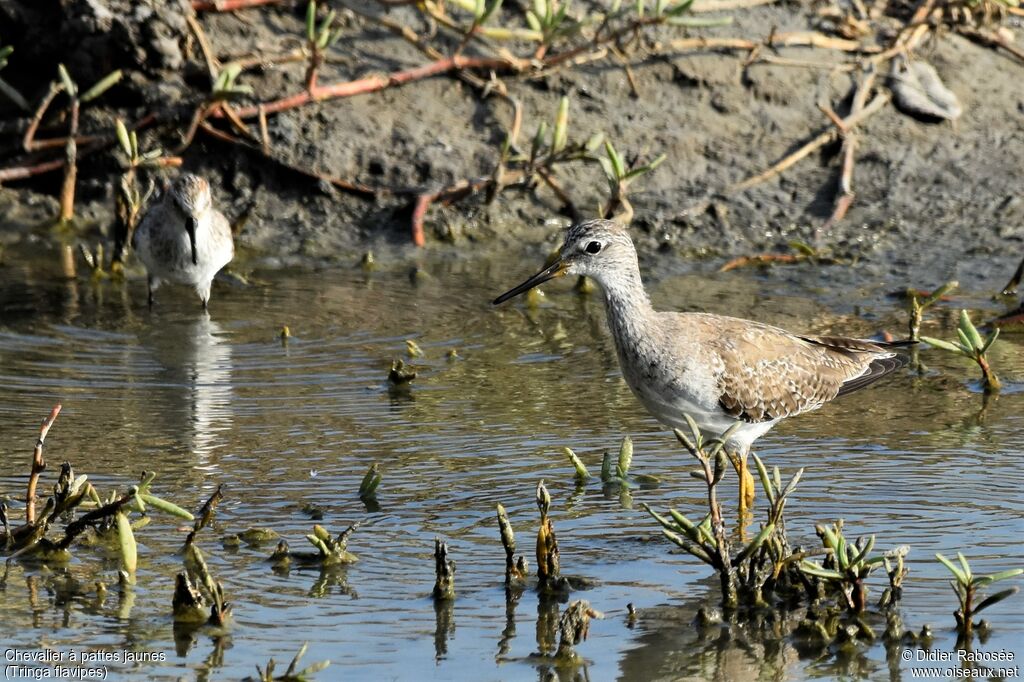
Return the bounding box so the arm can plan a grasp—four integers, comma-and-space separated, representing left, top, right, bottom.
708, 320, 894, 423
800, 336, 912, 398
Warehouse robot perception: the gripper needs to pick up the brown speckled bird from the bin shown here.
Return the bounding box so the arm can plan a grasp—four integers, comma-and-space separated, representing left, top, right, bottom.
494, 219, 910, 504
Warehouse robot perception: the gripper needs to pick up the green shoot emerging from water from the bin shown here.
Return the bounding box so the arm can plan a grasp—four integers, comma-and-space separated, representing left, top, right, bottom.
358, 463, 382, 501
136, 470, 196, 521
496, 502, 529, 586
799, 520, 890, 613
907, 280, 957, 341
223, 527, 280, 549
173, 544, 232, 626
388, 359, 417, 385
305, 523, 359, 565
878, 545, 910, 609
566, 435, 658, 489
4, 441, 195, 581
116, 472, 194, 579
644, 416, 796, 608
432, 537, 456, 601
247, 642, 330, 682
270, 523, 360, 568
936, 552, 1022, 640
535, 480, 560, 589
564, 447, 591, 481
405, 339, 424, 358
920, 309, 1000, 392
601, 435, 633, 487
556, 600, 603, 661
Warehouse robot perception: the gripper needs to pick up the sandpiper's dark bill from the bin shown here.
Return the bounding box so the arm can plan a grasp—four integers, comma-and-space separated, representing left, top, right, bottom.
186, 217, 199, 265
492, 260, 566, 304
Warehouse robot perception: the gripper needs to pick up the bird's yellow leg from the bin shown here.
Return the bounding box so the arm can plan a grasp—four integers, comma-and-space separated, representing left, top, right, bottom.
727, 448, 756, 517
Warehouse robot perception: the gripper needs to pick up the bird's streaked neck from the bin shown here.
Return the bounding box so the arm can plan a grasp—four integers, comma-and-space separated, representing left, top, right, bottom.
592, 261, 654, 331
598, 258, 651, 311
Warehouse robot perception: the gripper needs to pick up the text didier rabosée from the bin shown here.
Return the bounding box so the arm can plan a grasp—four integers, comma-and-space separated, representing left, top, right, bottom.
912, 649, 1015, 663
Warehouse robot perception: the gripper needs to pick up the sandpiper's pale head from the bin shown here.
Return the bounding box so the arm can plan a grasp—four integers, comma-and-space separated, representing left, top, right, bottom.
170, 173, 213, 216
168, 173, 212, 266
493, 219, 637, 304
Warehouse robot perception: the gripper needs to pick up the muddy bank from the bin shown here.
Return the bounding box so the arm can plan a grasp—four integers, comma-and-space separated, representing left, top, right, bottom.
0, 0, 1021, 280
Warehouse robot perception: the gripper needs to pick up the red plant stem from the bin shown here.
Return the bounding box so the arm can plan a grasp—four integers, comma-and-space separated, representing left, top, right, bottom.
978, 355, 1001, 392
23, 81, 63, 153
0, 113, 157, 184
24, 134, 105, 152
192, 0, 284, 11
26, 404, 62, 525
305, 45, 321, 93
964, 586, 974, 633
719, 254, 803, 272
219, 55, 517, 119
411, 194, 433, 247
0, 158, 67, 182
211, 17, 669, 123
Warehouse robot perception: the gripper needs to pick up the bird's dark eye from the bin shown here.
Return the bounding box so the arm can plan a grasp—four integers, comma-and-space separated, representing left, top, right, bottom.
584, 241, 602, 255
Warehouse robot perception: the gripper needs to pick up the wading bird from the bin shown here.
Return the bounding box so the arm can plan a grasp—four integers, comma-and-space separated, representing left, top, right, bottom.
134, 174, 234, 309
494, 219, 910, 509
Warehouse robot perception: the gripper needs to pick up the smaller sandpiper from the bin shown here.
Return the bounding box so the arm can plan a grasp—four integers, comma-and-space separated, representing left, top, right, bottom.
133, 173, 234, 309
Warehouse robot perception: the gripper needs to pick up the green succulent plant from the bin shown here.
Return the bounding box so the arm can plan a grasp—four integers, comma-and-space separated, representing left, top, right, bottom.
921, 309, 1000, 392
936, 552, 1022, 638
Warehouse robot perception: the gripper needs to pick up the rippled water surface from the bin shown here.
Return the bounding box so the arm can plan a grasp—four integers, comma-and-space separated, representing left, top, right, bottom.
0, 239, 1022, 681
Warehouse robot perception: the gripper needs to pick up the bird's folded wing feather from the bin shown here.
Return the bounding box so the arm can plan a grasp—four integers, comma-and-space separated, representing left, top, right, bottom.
709, 323, 887, 423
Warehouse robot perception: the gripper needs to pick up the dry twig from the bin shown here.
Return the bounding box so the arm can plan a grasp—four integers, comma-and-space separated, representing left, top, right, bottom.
729, 92, 890, 193
821, 65, 878, 230
956, 26, 1024, 64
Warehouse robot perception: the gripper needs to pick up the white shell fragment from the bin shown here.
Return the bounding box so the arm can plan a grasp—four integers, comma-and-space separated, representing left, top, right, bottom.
889, 58, 962, 121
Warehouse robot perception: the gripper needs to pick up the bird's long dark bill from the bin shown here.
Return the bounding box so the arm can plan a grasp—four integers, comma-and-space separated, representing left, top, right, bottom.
492, 260, 567, 305
186, 217, 199, 265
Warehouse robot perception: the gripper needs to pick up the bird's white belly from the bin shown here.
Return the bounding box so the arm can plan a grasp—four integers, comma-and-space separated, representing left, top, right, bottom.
631, 380, 727, 431
137, 226, 224, 287
624, 367, 778, 452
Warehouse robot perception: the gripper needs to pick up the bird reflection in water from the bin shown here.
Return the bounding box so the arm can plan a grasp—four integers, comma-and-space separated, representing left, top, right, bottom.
139, 312, 234, 471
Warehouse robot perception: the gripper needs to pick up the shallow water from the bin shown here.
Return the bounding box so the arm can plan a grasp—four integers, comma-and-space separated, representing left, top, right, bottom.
0, 239, 1022, 682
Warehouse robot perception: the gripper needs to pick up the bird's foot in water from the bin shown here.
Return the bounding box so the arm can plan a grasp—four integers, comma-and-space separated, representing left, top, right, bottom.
728, 449, 756, 519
